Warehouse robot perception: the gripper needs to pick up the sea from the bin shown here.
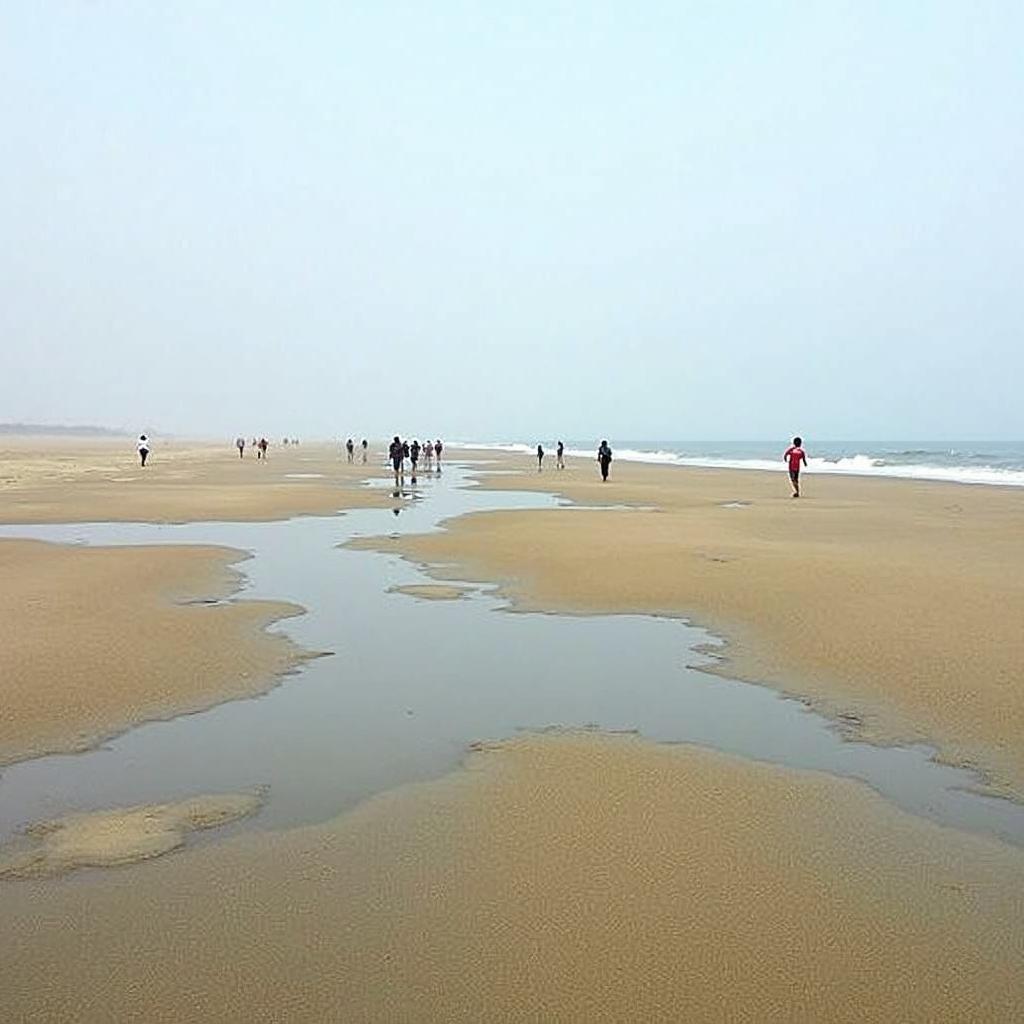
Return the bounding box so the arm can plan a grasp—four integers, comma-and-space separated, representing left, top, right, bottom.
452, 440, 1024, 488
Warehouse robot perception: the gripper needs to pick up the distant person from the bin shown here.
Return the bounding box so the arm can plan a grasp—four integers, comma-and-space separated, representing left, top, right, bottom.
784, 436, 808, 498
389, 436, 405, 485
361, 438, 368, 463
597, 440, 612, 481
137, 434, 150, 467
258, 437, 268, 460
434, 439, 443, 471
423, 441, 433, 471
556, 440, 565, 469
346, 438, 355, 463
282, 437, 289, 446
537, 444, 545, 471
410, 439, 421, 476
235, 436, 246, 459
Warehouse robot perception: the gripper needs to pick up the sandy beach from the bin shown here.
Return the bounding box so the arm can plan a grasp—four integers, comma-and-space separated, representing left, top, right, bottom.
370, 451, 1024, 797
1, 447, 1022, 1021
0, 438, 389, 764
2, 732, 1022, 1021
0, 437, 387, 524
0, 537, 306, 766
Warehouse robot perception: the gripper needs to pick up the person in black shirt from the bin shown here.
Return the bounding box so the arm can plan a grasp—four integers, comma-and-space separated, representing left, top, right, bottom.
389, 436, 405, 485
597, 440, 612, 481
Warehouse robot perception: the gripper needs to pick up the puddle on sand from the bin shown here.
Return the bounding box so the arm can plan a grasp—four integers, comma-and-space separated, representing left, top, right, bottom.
1, 465, 1023, 853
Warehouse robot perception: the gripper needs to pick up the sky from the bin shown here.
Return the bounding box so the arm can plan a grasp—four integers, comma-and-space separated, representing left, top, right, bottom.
1, 2, 1022, 441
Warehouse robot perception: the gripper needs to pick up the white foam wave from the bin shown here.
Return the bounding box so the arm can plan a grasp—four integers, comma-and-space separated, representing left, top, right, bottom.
451, 443, 1024, 487
453, 442, 537, 455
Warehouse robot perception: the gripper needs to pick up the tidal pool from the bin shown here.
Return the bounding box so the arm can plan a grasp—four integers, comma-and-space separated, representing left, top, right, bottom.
1, 463, 1022, 853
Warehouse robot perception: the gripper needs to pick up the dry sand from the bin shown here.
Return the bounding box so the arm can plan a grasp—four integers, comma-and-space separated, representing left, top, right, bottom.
2, 732, 1022, 1022
366, 452, 1024, 797
0, 437, 389, 523
0, 791, 264, 878
0, 538, 306, 765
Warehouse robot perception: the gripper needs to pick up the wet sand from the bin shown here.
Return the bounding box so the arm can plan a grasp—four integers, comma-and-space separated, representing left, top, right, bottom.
375, 452, 1024, 797
2, 732, 1022, 1022
389, 582, 473, 600
0, 437, 388, 523
0, 538, 305, 765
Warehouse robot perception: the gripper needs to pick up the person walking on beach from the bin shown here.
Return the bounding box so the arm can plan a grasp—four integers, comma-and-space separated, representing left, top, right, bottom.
597, 440, 612, 481
389, 436, 405, 486
235, 436, 246, 459
410, 439, 421, 481
537, 444, 545, 471
423, 441, 433, 471
361, 439, 368, 463
556, 440, 565, 470
784, 436, 808, 497
434, 439, 443, 471
258, 437, 268, 460
346, 438, 355, 463
137, 434, 150, 467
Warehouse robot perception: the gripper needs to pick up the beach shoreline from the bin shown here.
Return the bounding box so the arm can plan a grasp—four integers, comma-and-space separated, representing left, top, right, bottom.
451, 439, 1024, 488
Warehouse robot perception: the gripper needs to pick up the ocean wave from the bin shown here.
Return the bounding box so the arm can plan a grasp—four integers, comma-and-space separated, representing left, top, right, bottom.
451, 443, 1024, 487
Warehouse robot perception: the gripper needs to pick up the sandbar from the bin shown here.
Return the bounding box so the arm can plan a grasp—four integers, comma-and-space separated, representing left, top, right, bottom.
0, 791, 264, 878
388, 583, 473, 600
0, 538, 306, 765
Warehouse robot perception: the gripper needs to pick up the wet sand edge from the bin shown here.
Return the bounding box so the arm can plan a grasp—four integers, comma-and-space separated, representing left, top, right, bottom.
0, 538, 318, 768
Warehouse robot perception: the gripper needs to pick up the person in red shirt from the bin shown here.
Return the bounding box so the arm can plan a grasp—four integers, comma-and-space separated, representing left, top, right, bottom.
784, 436, 808, 497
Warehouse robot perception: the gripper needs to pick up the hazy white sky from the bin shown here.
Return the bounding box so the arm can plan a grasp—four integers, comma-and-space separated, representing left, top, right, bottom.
2, 2, 1021, 440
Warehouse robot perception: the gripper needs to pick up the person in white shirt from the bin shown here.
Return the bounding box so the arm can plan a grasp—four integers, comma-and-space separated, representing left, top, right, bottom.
137, 434, 150, 467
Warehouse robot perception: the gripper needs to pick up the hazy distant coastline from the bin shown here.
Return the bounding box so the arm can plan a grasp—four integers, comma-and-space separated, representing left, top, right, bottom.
0, 423, 130, 438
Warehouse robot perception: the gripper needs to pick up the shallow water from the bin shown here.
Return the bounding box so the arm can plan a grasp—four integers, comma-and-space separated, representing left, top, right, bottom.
1, 464, 1022, 851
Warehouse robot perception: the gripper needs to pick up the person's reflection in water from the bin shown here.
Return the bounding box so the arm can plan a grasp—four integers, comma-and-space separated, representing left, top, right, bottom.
392, 489, 402, 516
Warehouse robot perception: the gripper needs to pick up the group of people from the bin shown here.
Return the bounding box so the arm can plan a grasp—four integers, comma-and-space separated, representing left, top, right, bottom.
388, 437, 444, 484
235, 437, 270, 459
145, 432, 808, 497
344, 438, 370, 463
532, 437, 807, 493
535, 441, 567, 472
534, 440, 614, 481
